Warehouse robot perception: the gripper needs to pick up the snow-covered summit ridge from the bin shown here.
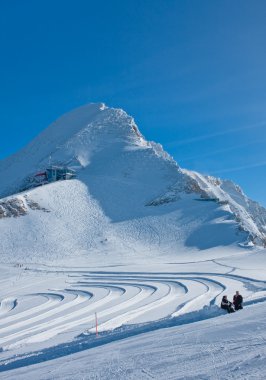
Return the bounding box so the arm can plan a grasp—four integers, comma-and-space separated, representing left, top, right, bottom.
0, 102, 266, 256
0, 103, 159, 197
160, 170, 266, 245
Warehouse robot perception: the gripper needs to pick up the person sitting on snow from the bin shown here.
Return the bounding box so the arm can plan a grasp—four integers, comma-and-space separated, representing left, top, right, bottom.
233, 291, 243, 310
221, 295, 235, 313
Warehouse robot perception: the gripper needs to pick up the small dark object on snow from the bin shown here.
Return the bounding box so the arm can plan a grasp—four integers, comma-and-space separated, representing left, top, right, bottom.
221, 295, 235, 313
33, 166, 76, 187
233, 291, 243, 310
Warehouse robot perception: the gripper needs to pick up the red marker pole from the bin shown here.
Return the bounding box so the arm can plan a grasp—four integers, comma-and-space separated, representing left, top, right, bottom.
95, 312, 98, 337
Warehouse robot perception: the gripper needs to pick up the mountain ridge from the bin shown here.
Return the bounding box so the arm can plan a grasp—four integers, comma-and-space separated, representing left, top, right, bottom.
0, 103, 265, 264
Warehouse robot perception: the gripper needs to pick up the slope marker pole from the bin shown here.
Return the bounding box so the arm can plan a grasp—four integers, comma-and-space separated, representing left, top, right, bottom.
95, 312, 98, 337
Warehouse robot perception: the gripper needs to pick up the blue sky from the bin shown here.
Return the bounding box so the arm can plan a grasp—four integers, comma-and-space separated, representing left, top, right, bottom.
1, 0, 266, 205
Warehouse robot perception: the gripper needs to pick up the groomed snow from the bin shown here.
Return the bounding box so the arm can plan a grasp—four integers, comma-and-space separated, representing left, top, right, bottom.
0, 103, 265, 378
0, 252, 265, 379
2, 301, 266, 380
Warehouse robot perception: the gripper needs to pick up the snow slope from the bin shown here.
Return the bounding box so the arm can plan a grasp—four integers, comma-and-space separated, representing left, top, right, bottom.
2, 298, 266, 380
0, 104, 266, 378
0, 102, 266, 265
0, 253, 265, 379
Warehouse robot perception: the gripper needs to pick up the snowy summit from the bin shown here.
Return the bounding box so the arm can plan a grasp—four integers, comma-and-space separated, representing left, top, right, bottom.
0, 102, 266, 264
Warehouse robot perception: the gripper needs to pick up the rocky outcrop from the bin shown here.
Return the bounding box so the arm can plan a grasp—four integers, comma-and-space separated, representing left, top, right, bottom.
0, 196, 49, 219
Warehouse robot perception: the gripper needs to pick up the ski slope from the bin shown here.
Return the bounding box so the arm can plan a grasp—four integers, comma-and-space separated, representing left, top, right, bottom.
0, 178, 252, 264
4, 298, 264, 380
0, 249, 265, 378
0, 103, 266, 378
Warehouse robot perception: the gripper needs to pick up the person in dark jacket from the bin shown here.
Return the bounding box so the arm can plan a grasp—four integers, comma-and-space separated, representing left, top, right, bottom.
233, 291, 243, 310
221, 295, 235, 313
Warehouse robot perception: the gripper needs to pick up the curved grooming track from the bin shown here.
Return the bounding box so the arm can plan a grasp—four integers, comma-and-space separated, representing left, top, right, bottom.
0, 268, 265, 352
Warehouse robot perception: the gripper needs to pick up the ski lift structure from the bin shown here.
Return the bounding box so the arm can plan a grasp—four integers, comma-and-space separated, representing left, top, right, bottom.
33, 165, 76, 186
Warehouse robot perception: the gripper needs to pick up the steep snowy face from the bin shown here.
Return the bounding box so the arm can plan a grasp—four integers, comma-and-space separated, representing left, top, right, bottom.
182, 172, 266, 245
0, 103, 154, 198
148, 169, 266, 246
0, 102, 266, 263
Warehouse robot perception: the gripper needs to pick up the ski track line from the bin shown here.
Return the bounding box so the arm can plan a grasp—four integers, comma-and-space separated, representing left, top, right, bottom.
0, 287, 112, 346
0, 270, 263, 352
92, 281, 184, 331
1, 285, 127, 348
3, 288, 142, 348
74, 279, 188, 321
0, 293, 64, 326
0, 299, 17, 316
4, 280, 206, 347
173, 279, 222, 317
0, 290, 92, 336
5, 284, 154, 348
72, 277, 188, 294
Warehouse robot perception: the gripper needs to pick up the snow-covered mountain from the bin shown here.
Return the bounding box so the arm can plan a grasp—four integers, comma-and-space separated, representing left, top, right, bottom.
0, 103, 265, 263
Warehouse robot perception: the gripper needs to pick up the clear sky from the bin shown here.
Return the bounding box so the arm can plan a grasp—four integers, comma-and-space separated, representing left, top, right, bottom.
1, 0, 266, 206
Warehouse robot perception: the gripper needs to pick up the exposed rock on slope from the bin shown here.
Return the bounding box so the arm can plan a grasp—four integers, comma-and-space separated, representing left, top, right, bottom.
0, 103, 265, 263
0, 195, 49, 219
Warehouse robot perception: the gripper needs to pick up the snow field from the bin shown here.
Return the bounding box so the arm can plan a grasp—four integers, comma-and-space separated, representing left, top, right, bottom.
0, 263, 265, 357
0, 102, 265, 377
2, 300, 266, 380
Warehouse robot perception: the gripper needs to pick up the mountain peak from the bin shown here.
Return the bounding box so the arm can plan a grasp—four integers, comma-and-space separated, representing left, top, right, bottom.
0, 103, 148, 198
0, 103, 266, 264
